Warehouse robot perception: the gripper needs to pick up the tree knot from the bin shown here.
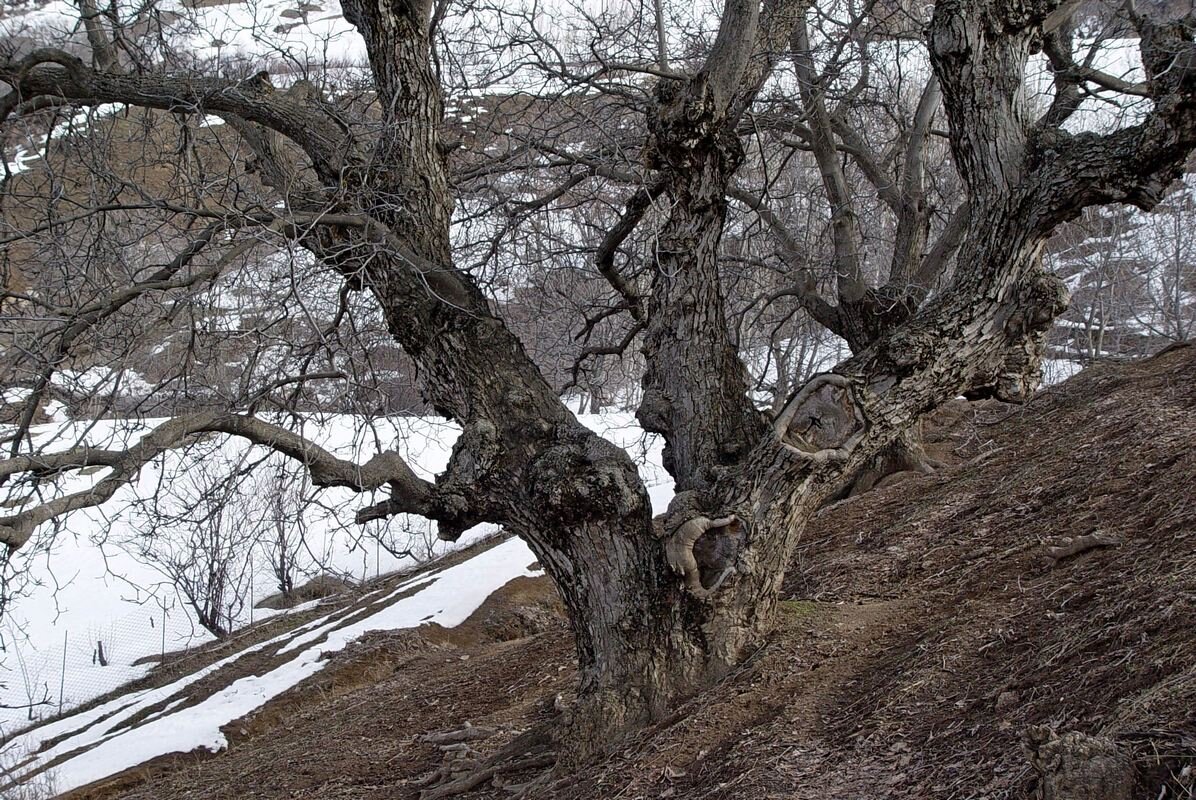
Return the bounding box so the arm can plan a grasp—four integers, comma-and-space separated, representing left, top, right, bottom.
657, 491, 745, 602
773, 373, 867, 462
527, 434, 648, 527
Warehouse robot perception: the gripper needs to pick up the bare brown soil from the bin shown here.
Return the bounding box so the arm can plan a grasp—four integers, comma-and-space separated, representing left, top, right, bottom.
51, 346, 1196, 799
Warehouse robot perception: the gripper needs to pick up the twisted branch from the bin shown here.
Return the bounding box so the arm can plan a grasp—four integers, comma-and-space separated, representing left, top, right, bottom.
0, 412, 437, 549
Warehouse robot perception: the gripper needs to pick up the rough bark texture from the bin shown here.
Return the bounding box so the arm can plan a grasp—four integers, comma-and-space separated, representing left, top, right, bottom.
638, 97, 767, 491
334, 0, 705, 745
1026, 728, 1136, 800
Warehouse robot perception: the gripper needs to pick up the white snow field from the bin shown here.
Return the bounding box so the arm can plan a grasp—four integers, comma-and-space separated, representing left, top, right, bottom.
0, 411, 670, 720
0, 414, 468, 729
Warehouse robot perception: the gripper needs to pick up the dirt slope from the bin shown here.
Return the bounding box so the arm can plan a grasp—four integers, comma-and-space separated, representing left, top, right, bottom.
72, 346, 1196, 800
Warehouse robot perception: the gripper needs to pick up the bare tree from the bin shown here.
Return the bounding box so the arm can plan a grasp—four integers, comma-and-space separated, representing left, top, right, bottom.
1048, 181, 1196, 362
0, 739, 57, 799
133, 449, 258, 638
2, 0, 1196, 773
257, 460, 306, 605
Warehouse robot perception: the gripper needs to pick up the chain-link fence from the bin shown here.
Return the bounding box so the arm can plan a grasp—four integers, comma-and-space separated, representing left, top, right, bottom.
1, 594, 210, 731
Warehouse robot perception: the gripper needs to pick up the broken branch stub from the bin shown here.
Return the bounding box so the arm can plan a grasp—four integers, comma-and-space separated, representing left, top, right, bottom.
659, 493, 745, 600
773, 373, 866, 461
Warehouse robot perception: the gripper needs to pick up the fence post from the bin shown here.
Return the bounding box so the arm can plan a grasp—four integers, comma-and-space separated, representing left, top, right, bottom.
161, 603, 166, 661
58, 630, 67, 715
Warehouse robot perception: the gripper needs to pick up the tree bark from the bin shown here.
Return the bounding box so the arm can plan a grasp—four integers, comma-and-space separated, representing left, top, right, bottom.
638, 115, 767, 491
331, 0, 759, 752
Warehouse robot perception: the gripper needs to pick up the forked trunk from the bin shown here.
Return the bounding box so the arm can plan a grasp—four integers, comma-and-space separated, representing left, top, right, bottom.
531, 482, 822, 760
332, 0, 1073, 763
7, 0, 1196, 782
552, 212, 1065, 755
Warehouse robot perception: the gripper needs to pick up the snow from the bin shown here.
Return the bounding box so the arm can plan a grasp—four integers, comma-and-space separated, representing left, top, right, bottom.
0, 0, 1129, 783
1047, 173, 1196, 347
7, 537, 539, 794
174, 0, 368, 66
0, 0, 367, 70
1042, 358, 1086, 386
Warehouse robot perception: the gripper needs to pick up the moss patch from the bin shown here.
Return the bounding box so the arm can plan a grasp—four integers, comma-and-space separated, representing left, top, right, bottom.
778, 599, 821, 618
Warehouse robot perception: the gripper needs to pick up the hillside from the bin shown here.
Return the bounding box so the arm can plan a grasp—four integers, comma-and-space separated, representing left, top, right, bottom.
5, 345, 1190, 799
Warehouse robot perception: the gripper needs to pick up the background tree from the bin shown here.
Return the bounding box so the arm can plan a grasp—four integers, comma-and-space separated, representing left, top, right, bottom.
258, 459, 309, 607
132, 447, 259, 637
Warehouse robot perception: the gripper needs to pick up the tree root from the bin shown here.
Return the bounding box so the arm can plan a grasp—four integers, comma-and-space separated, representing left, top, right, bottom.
499, 769, 557, 798
842, 424, 942, 498
420, 726, 499, 745
416, 724, 558, 799
419, 753, 555, 800
1025, 726, 1134, 800
1045, 532, 1123, 564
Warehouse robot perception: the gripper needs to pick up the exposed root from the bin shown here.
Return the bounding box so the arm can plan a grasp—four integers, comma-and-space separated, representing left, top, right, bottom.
842, 424, 942, 498
419, 753, 555, 800
1045, 531, 1123, 564
420, 725, 499, 745
413, 724, 498, 790
416, 724, 557, 799
1025, 727, 1134, 800
500, 769, 557, 798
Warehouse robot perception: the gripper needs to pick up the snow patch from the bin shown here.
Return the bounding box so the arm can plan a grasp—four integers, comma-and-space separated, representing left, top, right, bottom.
11, 537, 539, 793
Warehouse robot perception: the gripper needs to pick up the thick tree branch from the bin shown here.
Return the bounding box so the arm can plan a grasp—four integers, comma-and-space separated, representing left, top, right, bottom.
5, 230, 259, 456
0, 412, 438, 549
0, 51, 352, 181
700, 0, 764, 118
726, 0, 811, 122
594, 181, 667, 320
828, 113, 904, 212
564, 321, 646, 394
1035, 18, 1196, 223
74, 0, 119, 72
914, 201, 971, 289
1038, 25, 1150, 135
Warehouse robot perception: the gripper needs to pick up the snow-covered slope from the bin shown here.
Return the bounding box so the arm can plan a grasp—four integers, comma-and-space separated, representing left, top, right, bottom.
0, 408, 670, 792
6, 537, 539, 794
